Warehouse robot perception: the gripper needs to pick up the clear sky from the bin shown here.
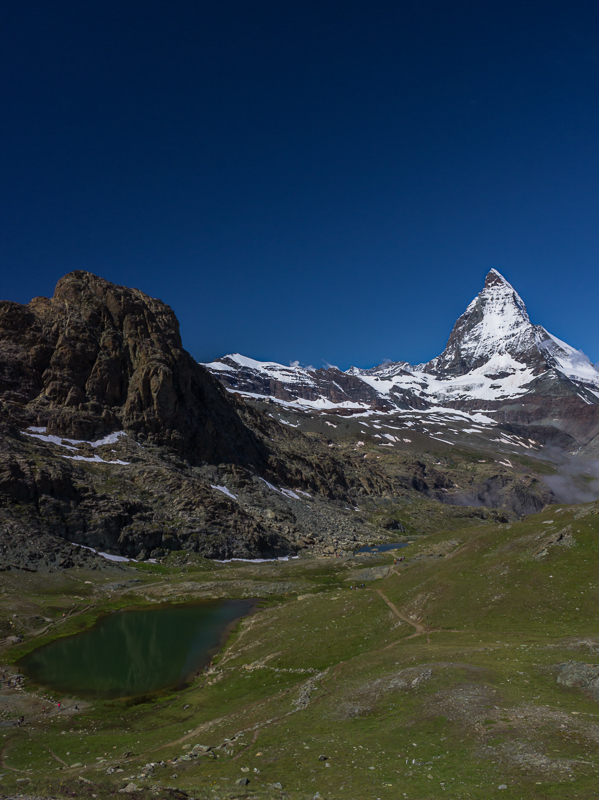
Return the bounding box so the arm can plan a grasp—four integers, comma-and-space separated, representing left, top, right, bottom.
2, 1, 599, 369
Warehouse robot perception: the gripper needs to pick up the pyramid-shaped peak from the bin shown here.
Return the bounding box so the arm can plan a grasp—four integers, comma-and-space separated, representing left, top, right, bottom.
425, 270, 539, 376
484, 268, 513, 290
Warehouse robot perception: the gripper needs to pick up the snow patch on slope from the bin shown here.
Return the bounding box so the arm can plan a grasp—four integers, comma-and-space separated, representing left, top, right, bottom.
203, 270, 599, 415
204, 353, 319, 387
23, 428, 130, 464
211, 484, 238, 501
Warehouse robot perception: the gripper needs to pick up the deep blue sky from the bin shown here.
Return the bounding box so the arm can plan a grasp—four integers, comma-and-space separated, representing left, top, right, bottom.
2, 1, 599, 369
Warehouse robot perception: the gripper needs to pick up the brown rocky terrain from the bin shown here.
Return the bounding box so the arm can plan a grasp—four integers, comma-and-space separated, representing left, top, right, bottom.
0, 271, 268, 465
0, 272, 558, 570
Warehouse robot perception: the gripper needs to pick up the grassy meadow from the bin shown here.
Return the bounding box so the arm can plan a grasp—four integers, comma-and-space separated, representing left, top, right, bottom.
2, 500, 599, 799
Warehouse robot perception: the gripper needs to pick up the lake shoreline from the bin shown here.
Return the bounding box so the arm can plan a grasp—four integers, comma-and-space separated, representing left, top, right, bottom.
18, 597, 260, 700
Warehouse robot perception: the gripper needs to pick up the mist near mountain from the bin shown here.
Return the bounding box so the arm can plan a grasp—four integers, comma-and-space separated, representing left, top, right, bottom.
542, 452, 599, 505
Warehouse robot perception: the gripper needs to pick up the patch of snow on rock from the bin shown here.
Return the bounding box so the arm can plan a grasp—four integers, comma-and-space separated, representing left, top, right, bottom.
211, 485, 238, 501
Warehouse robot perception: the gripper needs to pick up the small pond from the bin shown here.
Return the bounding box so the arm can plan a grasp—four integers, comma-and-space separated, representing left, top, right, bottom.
19, 599, 254, 699
355, 542, 410, 554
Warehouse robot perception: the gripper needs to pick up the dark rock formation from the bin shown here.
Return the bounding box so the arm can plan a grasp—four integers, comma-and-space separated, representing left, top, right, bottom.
0, 271, 266, 467
0, 271, 562, 568
556, 662, 599, 700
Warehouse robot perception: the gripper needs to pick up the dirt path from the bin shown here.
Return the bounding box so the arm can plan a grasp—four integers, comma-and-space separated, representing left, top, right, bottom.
29, 732, 69, 767
373, 588, 429, 642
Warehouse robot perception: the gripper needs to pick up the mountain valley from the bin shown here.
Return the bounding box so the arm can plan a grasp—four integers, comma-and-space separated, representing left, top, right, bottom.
1, 270, 599, 800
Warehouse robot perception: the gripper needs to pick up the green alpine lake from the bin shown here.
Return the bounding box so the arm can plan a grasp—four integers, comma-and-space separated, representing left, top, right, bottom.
19, 599, 255, 699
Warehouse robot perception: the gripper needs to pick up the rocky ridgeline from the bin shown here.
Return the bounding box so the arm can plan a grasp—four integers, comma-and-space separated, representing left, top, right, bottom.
0, 271, 267, 466
205, 270, 599, 455
0, 272, 558, 568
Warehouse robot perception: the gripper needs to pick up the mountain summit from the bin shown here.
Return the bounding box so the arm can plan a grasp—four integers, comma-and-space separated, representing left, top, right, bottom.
427, 269, 599, 391
204, 270, 599, 453
426, 269, 541, 376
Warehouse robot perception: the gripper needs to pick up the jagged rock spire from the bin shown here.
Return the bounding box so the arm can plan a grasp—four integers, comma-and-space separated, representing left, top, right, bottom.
484, 268, 511, 289
425, 270, 542, 376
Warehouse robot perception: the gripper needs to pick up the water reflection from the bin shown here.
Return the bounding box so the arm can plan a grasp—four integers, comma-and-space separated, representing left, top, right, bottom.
355, 542, 410, 554
20, 599, 253, 699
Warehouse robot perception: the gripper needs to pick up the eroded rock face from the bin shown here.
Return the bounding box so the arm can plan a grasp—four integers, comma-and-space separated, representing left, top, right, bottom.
0, 273, 311, 563
0, 272, 562, 566
0, 271, 266, 467
0, 518, 104, 572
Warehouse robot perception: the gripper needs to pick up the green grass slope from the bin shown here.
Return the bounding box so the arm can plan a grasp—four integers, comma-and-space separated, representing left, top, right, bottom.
1, 501, 599, 800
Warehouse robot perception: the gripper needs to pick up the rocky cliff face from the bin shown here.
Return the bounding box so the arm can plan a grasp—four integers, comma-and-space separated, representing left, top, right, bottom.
0, 271, 566, 570
0, 271, 267, 467
0, 272, 335, 566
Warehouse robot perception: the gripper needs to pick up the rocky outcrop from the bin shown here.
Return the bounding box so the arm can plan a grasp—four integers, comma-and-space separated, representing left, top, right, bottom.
0, 271, 267, 467
0, 271, 563, 568
0, 272, 340, 564
556, 662, 599, 700
0, 517, 105, 572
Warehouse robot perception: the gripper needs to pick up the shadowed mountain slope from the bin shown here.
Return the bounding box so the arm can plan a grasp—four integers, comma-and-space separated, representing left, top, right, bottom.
0, 271, 268, 468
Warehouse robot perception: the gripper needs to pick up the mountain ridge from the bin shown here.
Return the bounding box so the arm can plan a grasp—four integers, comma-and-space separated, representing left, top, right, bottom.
0, 270, 586, 571
203, 270, 599, 454
0, 270, 269, 468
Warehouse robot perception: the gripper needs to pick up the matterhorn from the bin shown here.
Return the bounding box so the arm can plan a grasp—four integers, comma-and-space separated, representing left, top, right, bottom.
205, 270, 599, 456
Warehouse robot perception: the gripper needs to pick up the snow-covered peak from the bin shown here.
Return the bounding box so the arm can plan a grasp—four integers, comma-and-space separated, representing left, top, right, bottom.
204, 270, 599, 418
423, 269, 599, 392
427, 270, 540, 376
484, 268, 513, 289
